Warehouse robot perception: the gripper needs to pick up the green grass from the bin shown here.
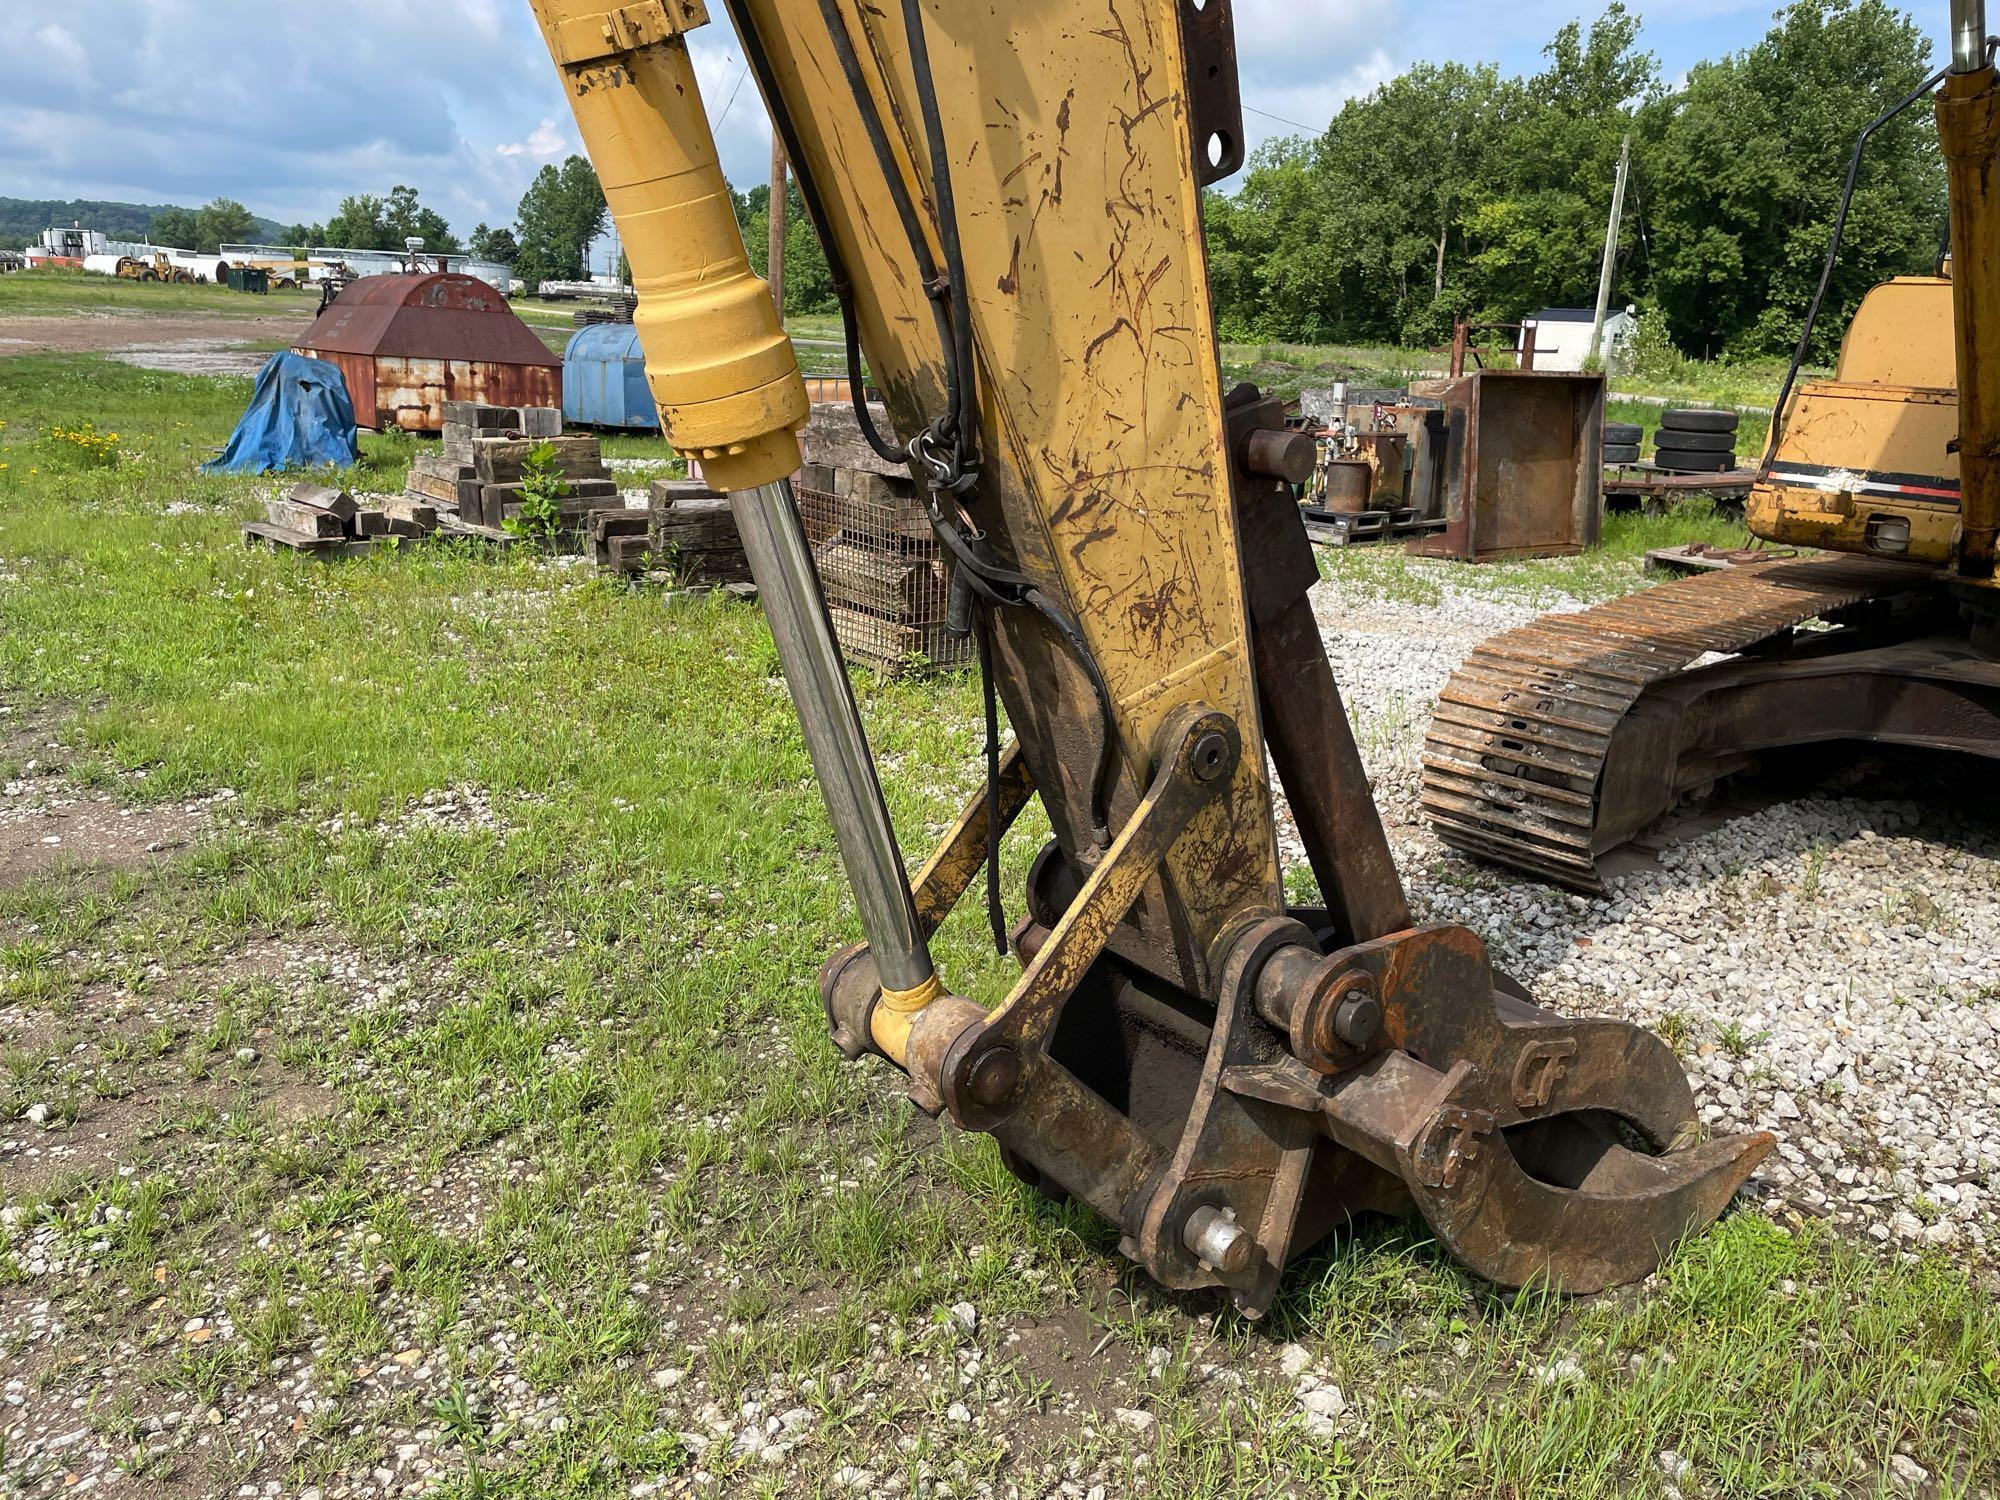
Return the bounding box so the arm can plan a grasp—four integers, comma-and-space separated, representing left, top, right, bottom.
0, 350, 1993, 1497
0, 266, 312, 319
1316, 497, 1754, 611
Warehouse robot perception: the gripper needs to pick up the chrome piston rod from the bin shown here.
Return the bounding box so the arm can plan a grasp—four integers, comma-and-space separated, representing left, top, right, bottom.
1955, 0, 1987, 70
727, 479, 937, 997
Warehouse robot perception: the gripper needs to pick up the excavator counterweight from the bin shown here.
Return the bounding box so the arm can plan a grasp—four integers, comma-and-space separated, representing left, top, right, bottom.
528, 0, 1771, 1311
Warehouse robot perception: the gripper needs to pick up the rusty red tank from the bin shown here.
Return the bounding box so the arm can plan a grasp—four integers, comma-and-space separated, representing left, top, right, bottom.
292, 273, 562, 432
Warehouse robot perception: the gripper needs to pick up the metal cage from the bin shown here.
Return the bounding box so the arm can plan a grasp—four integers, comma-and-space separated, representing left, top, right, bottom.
796, 482, 969, 675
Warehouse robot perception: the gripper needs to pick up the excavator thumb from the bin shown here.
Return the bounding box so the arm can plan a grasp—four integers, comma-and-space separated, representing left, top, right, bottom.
1264, 926, 1775, 1293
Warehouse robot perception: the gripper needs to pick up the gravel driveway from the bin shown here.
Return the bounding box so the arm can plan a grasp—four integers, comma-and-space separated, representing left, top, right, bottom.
1304, 568, 2000, 1256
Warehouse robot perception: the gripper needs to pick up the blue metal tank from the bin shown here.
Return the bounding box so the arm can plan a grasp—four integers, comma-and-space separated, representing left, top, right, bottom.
561, 323, 660, 430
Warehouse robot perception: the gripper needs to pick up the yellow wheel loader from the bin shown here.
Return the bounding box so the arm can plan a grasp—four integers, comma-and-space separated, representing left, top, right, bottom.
525, 0, 1778, 1310
1424, 19, 2000, 889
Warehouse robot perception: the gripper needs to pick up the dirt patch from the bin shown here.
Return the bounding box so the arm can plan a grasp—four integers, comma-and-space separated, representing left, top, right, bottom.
0, 309, 310, 360
0, 939, 345, 1194
0, 708, 221, 880
1, 1069, 335, 1197
0, 789, 214, 882
106, 339, 280, 378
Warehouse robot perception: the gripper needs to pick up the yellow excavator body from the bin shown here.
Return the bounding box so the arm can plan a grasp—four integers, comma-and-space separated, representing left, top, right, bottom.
1748, 276, 1964, 565
1422, 37, 2000, 891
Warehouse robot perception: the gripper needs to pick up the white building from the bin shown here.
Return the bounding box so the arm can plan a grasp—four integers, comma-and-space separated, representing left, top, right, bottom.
1519, 305, 1637, 372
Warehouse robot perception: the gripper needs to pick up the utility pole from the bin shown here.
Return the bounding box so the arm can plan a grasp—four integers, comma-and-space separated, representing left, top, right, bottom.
1587, 133, 1632, 367
768, 133, 787, 321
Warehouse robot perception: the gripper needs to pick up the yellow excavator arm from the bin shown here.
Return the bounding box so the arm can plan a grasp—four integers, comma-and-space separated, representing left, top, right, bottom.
528, 0, 1770, 1309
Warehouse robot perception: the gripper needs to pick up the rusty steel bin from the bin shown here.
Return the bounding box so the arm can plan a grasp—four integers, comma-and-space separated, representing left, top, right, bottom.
1405, 370, 1605, 561
294, 273, 562, 432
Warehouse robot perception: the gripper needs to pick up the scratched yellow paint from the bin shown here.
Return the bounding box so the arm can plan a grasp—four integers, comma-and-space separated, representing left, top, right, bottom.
735, 0, 1283, 980
1753, 277, 1965, 566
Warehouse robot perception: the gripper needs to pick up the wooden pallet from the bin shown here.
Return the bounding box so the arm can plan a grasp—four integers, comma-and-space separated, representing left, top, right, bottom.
1604, 464, 1755, 511
1302, 507, 1447, 547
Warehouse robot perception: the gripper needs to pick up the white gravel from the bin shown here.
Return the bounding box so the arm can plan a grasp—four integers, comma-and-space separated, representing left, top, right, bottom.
1302, 565, 2000, 1255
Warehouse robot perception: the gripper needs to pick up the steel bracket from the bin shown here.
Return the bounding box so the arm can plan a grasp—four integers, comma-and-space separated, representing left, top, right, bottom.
1176, 0, 1245, 184
539, 0, 707, 66
936, 705, 1240, 1133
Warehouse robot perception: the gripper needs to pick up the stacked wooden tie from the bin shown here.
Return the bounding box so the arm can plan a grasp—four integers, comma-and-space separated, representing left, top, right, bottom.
589, 479, 753, 590
404, 401, 624, 539
242, 483, 439, 556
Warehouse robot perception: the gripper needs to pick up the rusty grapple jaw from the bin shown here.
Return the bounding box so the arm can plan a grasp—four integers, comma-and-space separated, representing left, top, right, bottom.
820, 711, 1772, 1312
1248, 926, 1777, 1293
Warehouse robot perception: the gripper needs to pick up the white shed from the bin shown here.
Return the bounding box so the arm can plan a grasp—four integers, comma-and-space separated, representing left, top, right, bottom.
1520, 306, 1637, 372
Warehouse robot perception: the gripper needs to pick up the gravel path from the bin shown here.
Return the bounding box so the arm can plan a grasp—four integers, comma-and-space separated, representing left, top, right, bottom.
1303, 566, 2000, 1255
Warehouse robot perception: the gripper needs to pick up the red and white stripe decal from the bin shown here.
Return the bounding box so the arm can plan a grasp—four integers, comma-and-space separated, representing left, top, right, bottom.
1766, 464, 1960, 502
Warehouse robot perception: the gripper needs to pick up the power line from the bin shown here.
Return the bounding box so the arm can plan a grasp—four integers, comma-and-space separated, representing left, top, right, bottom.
1240, 103, 1318, 134
713, 56, 753, 129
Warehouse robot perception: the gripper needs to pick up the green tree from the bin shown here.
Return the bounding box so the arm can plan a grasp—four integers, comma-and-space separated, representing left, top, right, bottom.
741, 177, 835, 316
192, 198, 256, 254
1204, 62, 1503, 345
147, 198, 255, 254
322, 194, 391, 250
468, 223, 519, 262
317, 187, 459, 254
514, 156, 608, 287
148, 205, 200, 250
1648, 0, 1942, 358
383, 185, 460, 254
1467, 6, 1658, 321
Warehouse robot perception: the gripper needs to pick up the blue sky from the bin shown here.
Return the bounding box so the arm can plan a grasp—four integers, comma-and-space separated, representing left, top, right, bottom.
0, 0, 1952, 256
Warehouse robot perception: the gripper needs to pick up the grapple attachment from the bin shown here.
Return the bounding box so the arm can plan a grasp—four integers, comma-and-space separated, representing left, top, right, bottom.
826, 746, 1772, 1315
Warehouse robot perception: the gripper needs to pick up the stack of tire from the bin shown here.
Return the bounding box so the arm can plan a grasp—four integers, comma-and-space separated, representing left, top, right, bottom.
1604, 421, 1643, 465
1652, 408, 1739, 473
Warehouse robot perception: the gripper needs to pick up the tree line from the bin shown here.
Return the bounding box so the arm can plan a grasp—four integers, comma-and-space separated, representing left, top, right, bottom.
1207, 0, 1943, 362
251, 160, 610, 288
665, 0, 1948, 361
121, 0, 1936, 364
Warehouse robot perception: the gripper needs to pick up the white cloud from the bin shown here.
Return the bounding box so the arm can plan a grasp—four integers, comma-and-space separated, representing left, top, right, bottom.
31, 24, 92, 80
0, 0, 570, 232
2, 0, 1870, 242
497, 119, 570, 160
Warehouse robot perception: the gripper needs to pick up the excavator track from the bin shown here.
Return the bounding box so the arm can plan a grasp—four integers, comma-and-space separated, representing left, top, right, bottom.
1420, 556, 1933, 890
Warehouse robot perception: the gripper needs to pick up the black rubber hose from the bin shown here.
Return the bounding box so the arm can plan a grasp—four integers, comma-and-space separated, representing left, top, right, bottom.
897, 0, 980, 460
812, 0, 966, 462
799, 0, 1118, 840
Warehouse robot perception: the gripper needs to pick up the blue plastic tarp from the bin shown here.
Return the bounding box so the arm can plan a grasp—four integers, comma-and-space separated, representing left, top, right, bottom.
203, 352, 361, 474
